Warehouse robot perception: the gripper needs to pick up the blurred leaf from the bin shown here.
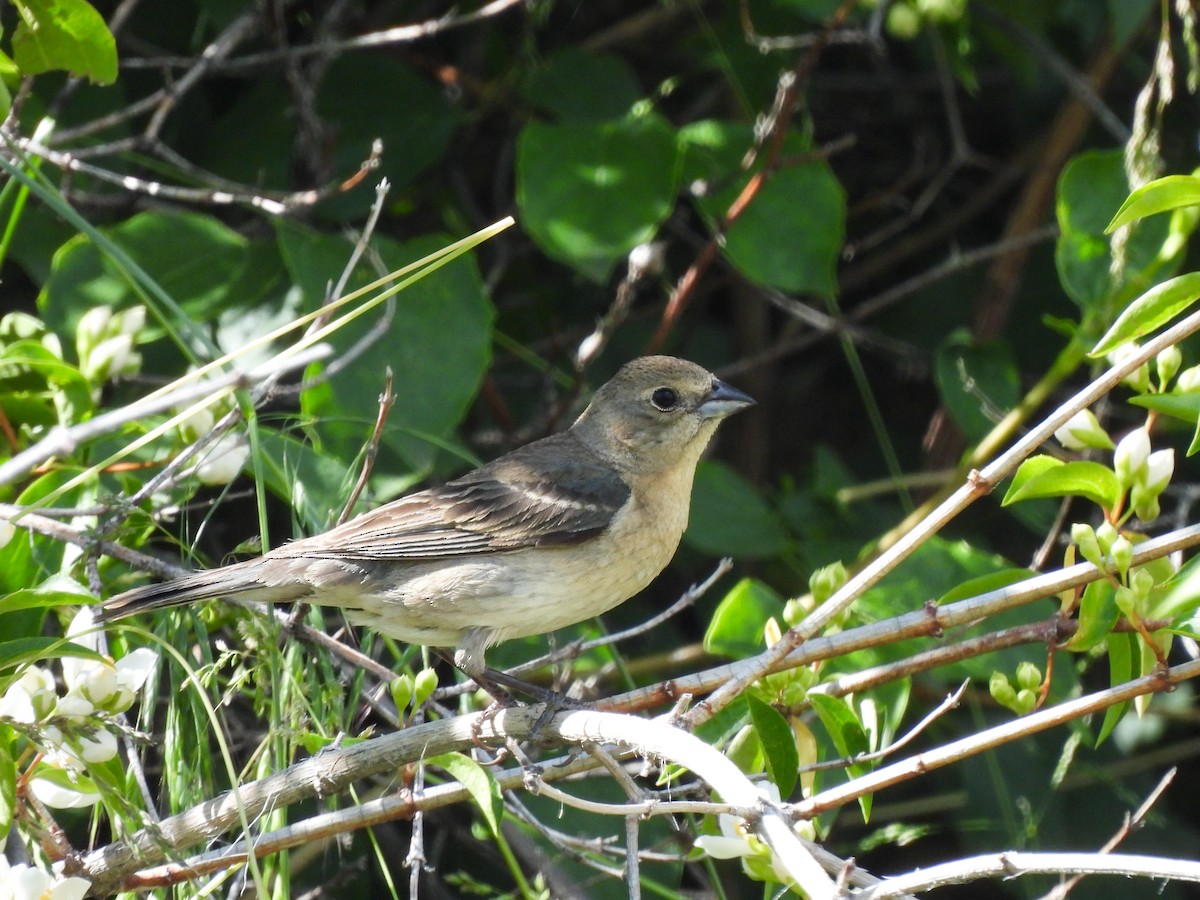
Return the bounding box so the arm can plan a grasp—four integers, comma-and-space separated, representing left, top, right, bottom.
0, 638, 102, 674
681, 121, 844, 296
0, 574, 92, 617
1056, 150, 1173, 313
1002, 458, 1121, 512
937, 568, 1035, 605
747, 694, 798, 799
1129, 390, 1200, 456
1097, 632, 1133, 745
11, 0, 117, 84
280, 227, 494, 478
39, 210, 251, 339
1090, 272, 1200, 357
704, 577, 784, 658
0, 733, 14, 837
516, 113, 681, 280
0, 339, 93, 425
1067, 580, 1118, 652
808, 693, 872, 818
1107, 174, 1200, 232
428, 752, 503, 837
315, 54, 460, 219
686, 460, 787, 559
521, 48, 643, 121
934, 333, 1019, 443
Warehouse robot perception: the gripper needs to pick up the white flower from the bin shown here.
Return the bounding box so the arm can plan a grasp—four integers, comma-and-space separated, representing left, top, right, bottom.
196, 434, 249, 486
51, 693, 94, 722
1113, 428, 1151, 488
0, 667, 57, 724
1139, 448, 1175, 493
3, 859, 90, 900
76, 729, 118, 764
1054, 409, 1113, 451
0, 517, 14, 549
1177, 365, 1200, 392
63, 610, 156, 714
28, 771, 101, 811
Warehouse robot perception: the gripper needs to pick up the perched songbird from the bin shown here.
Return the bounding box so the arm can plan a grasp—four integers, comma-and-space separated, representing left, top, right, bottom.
100, 356, 754, 687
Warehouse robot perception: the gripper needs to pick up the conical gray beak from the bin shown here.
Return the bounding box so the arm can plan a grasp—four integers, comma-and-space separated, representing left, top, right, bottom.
698, 378, 755, 419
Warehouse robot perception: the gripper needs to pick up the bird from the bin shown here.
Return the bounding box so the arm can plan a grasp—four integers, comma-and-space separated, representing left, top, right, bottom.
99, 356, 754, 694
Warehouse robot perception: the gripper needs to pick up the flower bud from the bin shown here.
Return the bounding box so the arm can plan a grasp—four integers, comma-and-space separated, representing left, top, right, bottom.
1107, 343, 1151, 393
1015, 662, 1042, 692
77, 729, 118, 764
391, 675, 414, 713
1113, 429, 1151, 489
1111, 535, 1134, 579
1071, 523, 1103, 568
1054, 409, 1114, 451
413, 668, 439, 708
809, 561, 848, 604
1095, 521, 1119, 555
989, 671, 1018, 711
196, 435, 249, 486
1177, 365, 1200, 392
1139, 449, 1174, 493
1157, 345, 1183, 388
1130, 483, 1160, 522
0, 518, 14, 549
1130, 566, 1156, 600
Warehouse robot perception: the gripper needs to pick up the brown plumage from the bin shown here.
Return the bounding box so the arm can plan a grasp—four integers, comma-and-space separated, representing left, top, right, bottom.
99, 356, 754, 681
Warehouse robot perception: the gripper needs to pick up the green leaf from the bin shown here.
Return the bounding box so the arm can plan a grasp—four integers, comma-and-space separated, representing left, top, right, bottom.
0, 637, 103, 674
1090, 271, 1200, 357
0, 574, 92, 617
1107, 175, 1200, 232
516, 113, 681, 281
520, 48, 643, 122
1128, 390, 1200, 461
936, 568, 1035, 605
746, 695, 799, 799
1096, 632, 1133, 745
681, 121, 844, 296
11, 0, 117, 84
934, 333, 1019, 443
427, 752, 503, 837
808, 694, 869, 759
703, 578, 784, 659
281, 228, 494, 479
0, 732, 15, 837
1055, 150, 1173, 314
0, 339, 93, 425
1067, 580, 1118, 652
39, 210, 253, 340
1002, 457, 1121, 512
685, 461, 788, 559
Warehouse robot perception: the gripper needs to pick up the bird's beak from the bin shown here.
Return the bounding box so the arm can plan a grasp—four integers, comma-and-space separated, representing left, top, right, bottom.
698, 378, 756, 419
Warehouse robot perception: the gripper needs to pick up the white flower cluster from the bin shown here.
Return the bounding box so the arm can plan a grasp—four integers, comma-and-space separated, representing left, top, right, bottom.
0, 849, 89, 900
75, 305, 145, 387
0, 609, 157, 809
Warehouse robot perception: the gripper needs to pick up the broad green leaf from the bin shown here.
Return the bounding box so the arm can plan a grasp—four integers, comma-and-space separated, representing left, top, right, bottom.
746, 694, 799, 799
1151, 553, 1200, 620
934, 333, 1019, 443
39, 210, 253, 340
703, 578, 784, 659
281, 227, 494, 479
1129, 390, 1200, 423
1090, 272, 1200, 357
520, 48, 643, 122
1067, 580, 1118, 652
0, 339, 93, 424
681, 121, 844, 296
1002, 457, 1121, 512
1055, 150, 1173, 314
1097, 632, 1130, 746
685, 460, 788, 559
1107, 174, 1200, 232
0, 574, 92, 617
11, 0, 117, 84
427, 752, 503, 837
0, 638, 102, 674
808, 694, 869, 759
517, 113, 681, 281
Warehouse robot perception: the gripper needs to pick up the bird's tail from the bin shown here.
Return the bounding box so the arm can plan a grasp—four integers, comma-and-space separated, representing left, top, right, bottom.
98, 559, 292, 621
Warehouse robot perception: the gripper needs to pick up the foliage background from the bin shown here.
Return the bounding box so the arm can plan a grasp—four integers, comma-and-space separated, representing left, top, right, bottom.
4, 0, 1200, 897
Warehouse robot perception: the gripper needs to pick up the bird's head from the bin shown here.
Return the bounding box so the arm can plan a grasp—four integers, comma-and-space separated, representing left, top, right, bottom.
573, 356, 755, 474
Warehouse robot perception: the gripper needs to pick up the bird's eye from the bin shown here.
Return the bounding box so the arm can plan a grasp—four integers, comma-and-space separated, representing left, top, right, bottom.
651, 387, 680, 411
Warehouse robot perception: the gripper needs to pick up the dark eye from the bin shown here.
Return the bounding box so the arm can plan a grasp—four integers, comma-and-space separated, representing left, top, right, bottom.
651, 387, 680, 411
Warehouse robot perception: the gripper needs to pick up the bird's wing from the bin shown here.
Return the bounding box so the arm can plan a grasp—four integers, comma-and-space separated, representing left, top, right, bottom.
272, 431, 631, 561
